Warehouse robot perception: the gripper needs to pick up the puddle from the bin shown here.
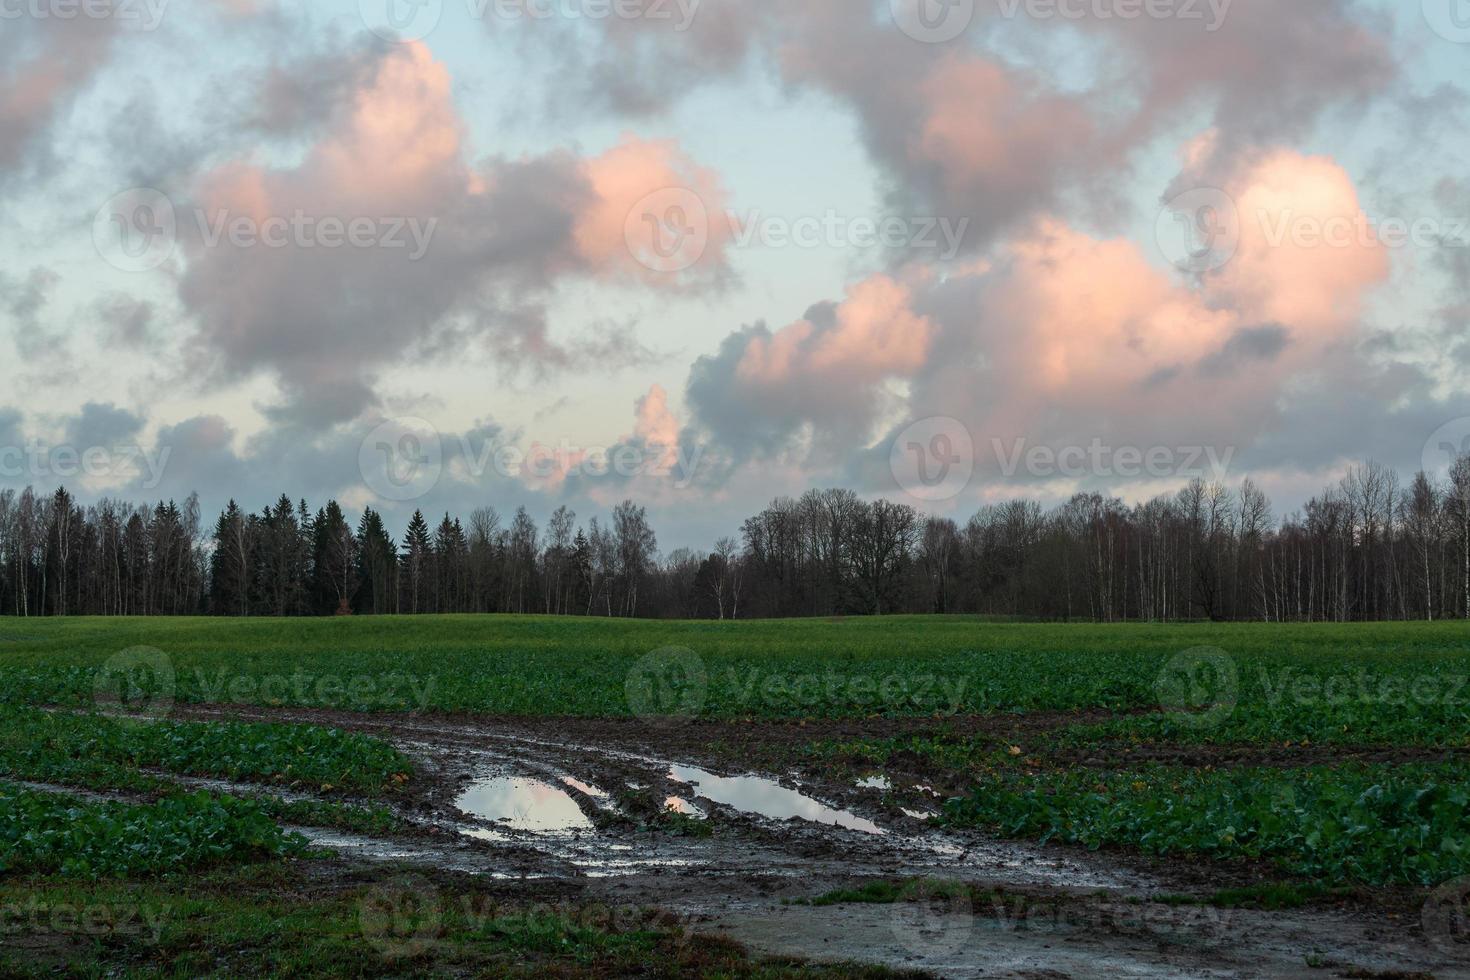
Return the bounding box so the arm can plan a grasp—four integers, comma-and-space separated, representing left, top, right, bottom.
901, 808, 937, 820
456, 776, 594, 833
663, 796, 705, 817
856, 775, 892, 791
561, 776, 610, 800
669, 765, 883, 835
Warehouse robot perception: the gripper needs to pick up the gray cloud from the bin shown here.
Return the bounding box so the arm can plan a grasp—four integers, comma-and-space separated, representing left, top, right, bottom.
66, 403, 145, 449
1197, 325, 1292, 378
512, 0, 1394, 251
94, 294, 158, 349
0, 17, 118, 180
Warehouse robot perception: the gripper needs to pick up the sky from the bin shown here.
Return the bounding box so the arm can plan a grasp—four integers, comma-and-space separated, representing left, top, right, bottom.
1, 0, 1468, 550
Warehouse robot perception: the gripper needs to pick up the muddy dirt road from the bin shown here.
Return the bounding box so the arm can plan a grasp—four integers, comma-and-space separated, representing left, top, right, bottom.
136, 703, 1465, 978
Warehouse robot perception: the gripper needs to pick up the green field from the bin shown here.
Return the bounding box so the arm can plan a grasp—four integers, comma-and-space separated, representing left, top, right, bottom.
3, 615, 1468, 739
1, 616, 1468, 975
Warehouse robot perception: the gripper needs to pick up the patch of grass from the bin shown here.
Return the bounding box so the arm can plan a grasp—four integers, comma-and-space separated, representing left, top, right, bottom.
0, 706, 412, 795
0, 783, 309, 877
256, 798, 405, 835
801, 881, 909, 906
942, 763, 1470, 886
1136, 883, 1346, 909
656, 807, 714, 838
1205, 882, 1341, 909
798, 878, 972, 907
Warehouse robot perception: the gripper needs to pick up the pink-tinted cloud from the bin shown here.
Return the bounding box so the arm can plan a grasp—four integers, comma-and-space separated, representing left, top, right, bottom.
522, 1, 1394, 252
178, 42, 730, 425
575, 136, 731, 286
735, 275, 934, 386
688, 274, 935, 460
634, 383, 680, 448
913, 54, 1094, 211
688, 142, 1393, 485
0, 18, 117, 177
1203, 148, 1391, 333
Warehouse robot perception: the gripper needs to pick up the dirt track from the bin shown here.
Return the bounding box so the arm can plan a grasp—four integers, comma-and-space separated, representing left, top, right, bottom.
113, 703, 1470, 978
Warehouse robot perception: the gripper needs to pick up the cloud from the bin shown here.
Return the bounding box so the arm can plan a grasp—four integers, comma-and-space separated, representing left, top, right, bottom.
94, 294, 158, 349
1186, 145, 1392, 332
0, 17, 118, 179
681, 141, 1393, 496
634, 383, 680, 449
687, 273, 933, 459
513, 1, 1394, 251
1087, 0, 1395, 158
66, 403, 145, 449
1196, 325, 1291, 379
176, 41, 731, 427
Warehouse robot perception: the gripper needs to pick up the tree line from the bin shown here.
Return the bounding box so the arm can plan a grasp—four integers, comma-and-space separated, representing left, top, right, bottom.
2, 452, 1469, 621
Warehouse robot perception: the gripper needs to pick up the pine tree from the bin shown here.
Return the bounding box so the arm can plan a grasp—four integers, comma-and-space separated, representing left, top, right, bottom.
400, 510, 433, 614
209, 500, 249, 615
312, 500, 358, 615
355, 508, 397, 615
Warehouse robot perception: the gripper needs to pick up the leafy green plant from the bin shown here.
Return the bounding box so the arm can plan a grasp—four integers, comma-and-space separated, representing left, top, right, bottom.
0, 784, 309, 877
0, 707, 411, 794
943, 763, 1470, 886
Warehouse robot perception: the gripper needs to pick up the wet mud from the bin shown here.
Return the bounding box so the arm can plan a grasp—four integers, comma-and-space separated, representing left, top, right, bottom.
50, 702, 1470, 979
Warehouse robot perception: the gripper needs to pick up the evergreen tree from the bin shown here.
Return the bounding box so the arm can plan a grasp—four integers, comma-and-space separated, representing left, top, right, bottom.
312, 500, 358, 615
209, 501, 249, 615
355, 508, 397, 615
400, 510, 433, 614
